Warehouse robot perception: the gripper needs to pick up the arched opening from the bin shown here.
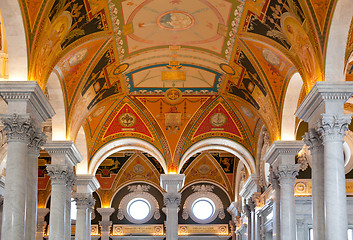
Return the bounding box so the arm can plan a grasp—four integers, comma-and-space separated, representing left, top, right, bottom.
46, 71, 66, 141
325, 0, 353, 82
179, 138, 255, 175
281, 72, 303, 140
89, 138, 167, 175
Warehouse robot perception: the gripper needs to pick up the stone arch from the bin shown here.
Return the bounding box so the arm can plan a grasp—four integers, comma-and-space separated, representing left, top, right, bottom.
0, 0, 28, 80
325, 0, 353, 81
281, 72, 303, 140
89, 138, 167, 175
179, 138, 255, 175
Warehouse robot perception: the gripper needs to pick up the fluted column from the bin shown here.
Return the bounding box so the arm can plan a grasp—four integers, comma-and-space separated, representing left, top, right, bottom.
97, 208, 115, 240
319, 114, 351, 239
264, 141, 303, 240
0, 81, 55, 240
36, 208, 49, 240
26, 132, 46, 240
45, 141, 82, 240
74, 175, 100, 240
160, 174, 185, 240
304, 129, 325, 240
295, 82, 353, 240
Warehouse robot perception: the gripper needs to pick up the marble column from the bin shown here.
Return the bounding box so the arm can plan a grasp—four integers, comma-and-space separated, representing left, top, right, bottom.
304, 129, 325, 240
74, 175, 100, 240
65, 172, 76, 240
295, 82, 353, 240
36, 208, 49, 240
269, 169, 280, 240
160, 174, 185, 240
319, 114, 350, 240
26, 132, 46, 240
227, 202, 239, 240
264, 141, 303, 240
0, 81, 54, 240
244, 203, 253, 240
45, 141, 82, 240
97, 208, 115, 240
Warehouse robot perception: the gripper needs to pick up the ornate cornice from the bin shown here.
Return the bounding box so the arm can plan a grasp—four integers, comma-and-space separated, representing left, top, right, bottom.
75, 175, 100, 193
264, 141, 304, 166
0, 81, 55, 122
295, 81, 353, 124
45, 141, 82, 167
160, 174, 185, 193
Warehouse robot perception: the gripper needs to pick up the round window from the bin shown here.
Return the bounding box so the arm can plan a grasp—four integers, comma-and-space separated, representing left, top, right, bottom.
192, 198, 215, 220
127, 198, 151, 220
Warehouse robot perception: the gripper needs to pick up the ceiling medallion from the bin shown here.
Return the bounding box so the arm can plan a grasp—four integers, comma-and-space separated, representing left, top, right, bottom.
210, 112, 227, 127
118, 112, 136, 127
157, 11, 195, 31
165, 88, 182, 102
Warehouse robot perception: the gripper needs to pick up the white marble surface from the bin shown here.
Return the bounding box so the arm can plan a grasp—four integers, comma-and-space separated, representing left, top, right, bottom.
324, 140, 348, 240
48, 168, 67, 240
26, 150, 39, 240
1, 141, 28, 240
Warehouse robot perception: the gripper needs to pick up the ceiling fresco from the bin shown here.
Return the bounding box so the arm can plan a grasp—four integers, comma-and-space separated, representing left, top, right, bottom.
13, 0, 342, 172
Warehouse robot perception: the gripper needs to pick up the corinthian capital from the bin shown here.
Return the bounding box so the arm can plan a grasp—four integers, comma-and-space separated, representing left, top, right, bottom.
1, 113, 35, 143
46, 164, 72, 185
29, 131, 47, 154
318, 114, 352, 142
73, 193, 95, 209
277, 164, 300, 183
303, 128, 322, 150
163, 192, 181, 207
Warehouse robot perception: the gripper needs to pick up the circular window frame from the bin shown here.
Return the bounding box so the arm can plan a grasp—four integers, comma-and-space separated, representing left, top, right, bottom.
182, 189, 225, 224
117, 186, 160, 224
127, 198, 151, 221
191, 197, 215, 221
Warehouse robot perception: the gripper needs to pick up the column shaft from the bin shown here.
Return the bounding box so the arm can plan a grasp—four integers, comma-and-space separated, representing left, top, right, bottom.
319, 114, 350, 240
47, 165, 68, 240
279, 166, 298, 240
324, 140, 347, 239
305, 130, 325, 240
1, 140, 28, 240
26, 147, 40, 240
164, 193, 180, 240
74, 193, 95, 240
65, 174, 75, 240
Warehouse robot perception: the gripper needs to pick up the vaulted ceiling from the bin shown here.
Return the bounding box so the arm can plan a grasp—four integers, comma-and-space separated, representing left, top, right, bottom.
16, 0, 346, 171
